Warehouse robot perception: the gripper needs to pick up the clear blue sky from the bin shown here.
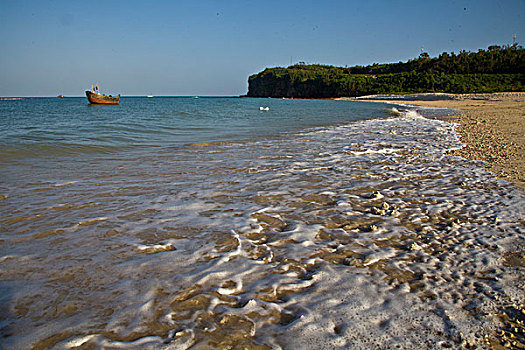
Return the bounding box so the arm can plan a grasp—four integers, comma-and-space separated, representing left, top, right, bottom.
1, 0, 523, 96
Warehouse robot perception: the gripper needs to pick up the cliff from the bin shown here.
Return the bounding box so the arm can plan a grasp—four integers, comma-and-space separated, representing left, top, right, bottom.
247, 45, 525, 98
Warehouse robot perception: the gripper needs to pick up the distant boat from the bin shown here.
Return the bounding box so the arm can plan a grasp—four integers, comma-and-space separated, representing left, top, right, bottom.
57, 95, 64, 98
147, 95, 154, 98
85, 90, 120, 105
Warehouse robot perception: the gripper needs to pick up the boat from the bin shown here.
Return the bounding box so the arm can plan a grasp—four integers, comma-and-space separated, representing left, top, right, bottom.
85, 90, 120, 105
57, 95, 64, 98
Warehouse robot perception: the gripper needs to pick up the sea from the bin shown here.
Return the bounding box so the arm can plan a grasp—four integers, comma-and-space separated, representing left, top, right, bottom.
0, 97, 523, 349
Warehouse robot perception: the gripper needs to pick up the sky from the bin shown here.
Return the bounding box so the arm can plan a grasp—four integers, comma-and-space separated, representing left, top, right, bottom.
0, 0, 523, 97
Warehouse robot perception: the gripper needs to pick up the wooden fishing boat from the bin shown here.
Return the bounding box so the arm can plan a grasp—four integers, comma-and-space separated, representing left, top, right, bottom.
85, 90, 120, 105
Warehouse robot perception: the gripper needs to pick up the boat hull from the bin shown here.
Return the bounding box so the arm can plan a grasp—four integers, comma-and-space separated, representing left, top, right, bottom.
85, 91, 120, 104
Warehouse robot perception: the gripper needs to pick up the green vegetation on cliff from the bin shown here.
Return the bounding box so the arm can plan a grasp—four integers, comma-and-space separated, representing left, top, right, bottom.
247, 45, 525, 98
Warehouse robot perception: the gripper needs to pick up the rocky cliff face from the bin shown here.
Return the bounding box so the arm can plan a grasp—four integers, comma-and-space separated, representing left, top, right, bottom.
247, 69, 525, 98
247, 72, 338, 98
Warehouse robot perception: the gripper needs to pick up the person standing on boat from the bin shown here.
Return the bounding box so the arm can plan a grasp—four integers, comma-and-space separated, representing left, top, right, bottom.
91, 84, 95, 93
96, 84, 99, 93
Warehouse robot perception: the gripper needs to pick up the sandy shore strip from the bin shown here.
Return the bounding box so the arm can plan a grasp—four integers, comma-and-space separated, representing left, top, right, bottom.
337, 92, 525, 190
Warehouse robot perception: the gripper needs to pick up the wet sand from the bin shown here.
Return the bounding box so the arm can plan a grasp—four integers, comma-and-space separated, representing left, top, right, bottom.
336, 93, 525, 348
339, 93, 525, 190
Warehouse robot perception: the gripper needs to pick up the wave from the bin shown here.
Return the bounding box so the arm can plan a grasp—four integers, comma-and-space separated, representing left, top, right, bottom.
0, 143, 127, 160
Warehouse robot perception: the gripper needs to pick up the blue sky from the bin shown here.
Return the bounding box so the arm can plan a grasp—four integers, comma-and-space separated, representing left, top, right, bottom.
0, 0, 523, 96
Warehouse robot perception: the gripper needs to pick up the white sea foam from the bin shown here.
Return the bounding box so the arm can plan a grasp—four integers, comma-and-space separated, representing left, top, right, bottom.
0, 109, 523, 349
54, 180, 79, 187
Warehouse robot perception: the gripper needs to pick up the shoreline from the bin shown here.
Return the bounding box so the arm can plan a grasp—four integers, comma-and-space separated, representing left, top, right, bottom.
2, 95, 524, 349
339, 92, 525, 349
337, 92, 525, 190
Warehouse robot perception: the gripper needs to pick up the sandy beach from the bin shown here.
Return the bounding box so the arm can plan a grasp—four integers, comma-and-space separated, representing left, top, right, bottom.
338, 92, 525, 190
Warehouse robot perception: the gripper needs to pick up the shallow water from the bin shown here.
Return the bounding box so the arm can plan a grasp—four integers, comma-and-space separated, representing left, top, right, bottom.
0, 98, 523, 349
0, 97, 385, 161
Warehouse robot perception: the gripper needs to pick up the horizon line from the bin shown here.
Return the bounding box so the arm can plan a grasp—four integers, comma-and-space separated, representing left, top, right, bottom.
0, 95, 242, 98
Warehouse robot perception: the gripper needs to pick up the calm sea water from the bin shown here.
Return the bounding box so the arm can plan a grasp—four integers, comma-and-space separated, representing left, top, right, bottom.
0, 97, 388, 161
0, 97, 523, 349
